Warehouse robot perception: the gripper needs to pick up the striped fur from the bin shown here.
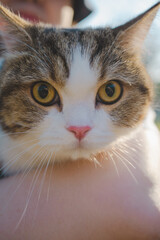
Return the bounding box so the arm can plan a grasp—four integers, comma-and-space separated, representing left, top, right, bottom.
0, 3, 159, 174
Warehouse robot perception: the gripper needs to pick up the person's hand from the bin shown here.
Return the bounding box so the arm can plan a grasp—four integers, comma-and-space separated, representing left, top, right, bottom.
0, 150, 160, 240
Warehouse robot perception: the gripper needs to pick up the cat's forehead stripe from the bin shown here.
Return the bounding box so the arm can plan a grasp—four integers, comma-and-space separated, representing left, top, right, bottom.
39, 28, 145, 86
37, 27, 115, 86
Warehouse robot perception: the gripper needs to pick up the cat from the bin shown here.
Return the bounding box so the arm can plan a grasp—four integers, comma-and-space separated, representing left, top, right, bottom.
0, 2, 159, 180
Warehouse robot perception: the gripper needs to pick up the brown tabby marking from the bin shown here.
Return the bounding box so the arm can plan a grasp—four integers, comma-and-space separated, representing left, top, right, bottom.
0, 3, 159, 133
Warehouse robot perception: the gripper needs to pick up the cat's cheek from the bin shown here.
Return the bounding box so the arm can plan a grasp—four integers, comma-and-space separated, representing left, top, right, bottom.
80, 109, 117, 149
33, 110, 75, 147
83, 108, 136, 152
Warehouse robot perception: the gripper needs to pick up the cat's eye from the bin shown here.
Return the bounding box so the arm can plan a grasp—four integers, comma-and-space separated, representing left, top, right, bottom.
31, 82, 58, 106
97, 80, 123, 105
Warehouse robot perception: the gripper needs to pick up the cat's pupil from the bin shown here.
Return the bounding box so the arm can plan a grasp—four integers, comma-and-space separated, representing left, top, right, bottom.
38, 85, 49, 99
105, 83, 115, 97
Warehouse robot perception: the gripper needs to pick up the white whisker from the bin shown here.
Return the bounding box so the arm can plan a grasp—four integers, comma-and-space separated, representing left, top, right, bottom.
1, 146, 46, 214
46, 150, 57, 202
112, 150, 138, 183
108, 151, 119, 176
33, 149, 55, 223
0, 138, 37, 155
14, 148, 47, 230
113, 149, 136, 169
1, 142, 39, 174
91, 155, 102, 168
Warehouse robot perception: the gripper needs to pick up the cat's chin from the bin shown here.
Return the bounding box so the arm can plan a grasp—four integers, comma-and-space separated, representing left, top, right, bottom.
55, 149, 91, 162
54, 144, 103, 162
50, 143, 89, 161
70, 150, 92, 161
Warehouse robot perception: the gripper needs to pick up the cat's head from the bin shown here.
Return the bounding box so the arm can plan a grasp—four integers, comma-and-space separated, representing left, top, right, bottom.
0, 3, 159, 171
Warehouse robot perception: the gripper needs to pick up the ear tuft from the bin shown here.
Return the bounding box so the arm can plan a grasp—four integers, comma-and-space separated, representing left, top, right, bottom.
0, 3, 32, 54
114, 2, 160, 53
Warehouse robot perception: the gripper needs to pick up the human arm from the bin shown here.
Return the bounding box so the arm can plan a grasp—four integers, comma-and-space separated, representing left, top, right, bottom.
0, 157, 160, 240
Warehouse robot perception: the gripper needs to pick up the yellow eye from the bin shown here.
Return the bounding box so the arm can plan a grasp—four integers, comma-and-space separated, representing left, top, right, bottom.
97, 80, 123, 104
31, 82, 57, 106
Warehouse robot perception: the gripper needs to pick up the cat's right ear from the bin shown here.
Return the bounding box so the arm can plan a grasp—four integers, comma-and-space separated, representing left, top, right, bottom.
0, 4, 32, 54
113, 2, 160, 54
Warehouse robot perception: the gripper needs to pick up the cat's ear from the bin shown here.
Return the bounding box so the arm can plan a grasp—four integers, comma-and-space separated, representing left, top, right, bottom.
114, 2, 160, 53
0, 3, 32, 54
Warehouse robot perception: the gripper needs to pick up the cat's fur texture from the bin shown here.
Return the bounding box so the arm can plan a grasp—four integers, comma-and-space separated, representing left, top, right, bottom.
0, 2, 159, 176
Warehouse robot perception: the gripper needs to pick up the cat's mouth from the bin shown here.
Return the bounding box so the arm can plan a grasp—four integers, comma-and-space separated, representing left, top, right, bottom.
73, 139, 93, 151
67, 140, 98, 157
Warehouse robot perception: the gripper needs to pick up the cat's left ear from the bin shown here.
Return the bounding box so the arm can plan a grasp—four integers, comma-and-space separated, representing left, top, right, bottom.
114, 2, 160, 53
0, 3, 32, 53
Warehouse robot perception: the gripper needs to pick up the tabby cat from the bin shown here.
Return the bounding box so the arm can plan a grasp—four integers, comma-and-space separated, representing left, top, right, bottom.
0, 2, 159, 178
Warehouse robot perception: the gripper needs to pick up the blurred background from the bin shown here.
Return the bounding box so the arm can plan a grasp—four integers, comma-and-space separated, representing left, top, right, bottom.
1, 0, 160, 125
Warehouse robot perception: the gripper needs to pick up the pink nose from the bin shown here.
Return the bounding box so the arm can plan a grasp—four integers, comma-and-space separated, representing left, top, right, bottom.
67, 126, 91, 140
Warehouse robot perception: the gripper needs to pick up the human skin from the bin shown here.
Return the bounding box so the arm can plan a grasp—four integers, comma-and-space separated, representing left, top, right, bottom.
0, 0, 72, 25
0, 126, 160, 240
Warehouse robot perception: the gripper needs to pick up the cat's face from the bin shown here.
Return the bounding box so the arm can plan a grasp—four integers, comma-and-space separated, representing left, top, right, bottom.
0, 3, 159, 173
